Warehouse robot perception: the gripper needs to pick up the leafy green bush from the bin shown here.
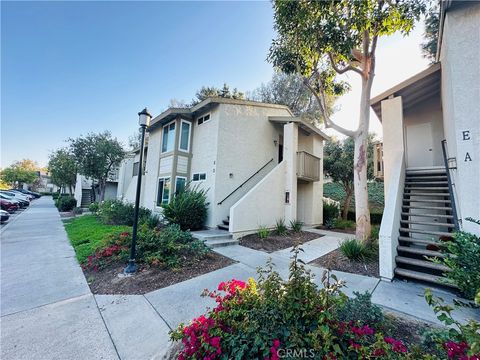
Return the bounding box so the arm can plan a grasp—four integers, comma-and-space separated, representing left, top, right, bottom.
370, 224, 380, 242
323, 203, 339, 223
144, 214, 160, 229
137, 224, 209, 268
89, 202, 99, 214
72, 207, 83, 215
289, 219, 303, 232
274, 219, 288, 235
339, 238, 370, 261
56, 196, 77, 212
436, 226, 480, 300
97, 200, 151, 226
337, 291, 384, 329
334, 218, 356, 230
347, 210, 383, 224
162, 184, 208, 231
257, 225, 269, 239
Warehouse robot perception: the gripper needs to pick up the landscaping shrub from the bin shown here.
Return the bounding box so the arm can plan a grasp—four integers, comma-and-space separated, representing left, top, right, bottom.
347, 210, 383, 224
55, 196, 77, 212
334, 218, 356, 230
83, 231, 131, 271
136, 224, 209, 268
171, 248, 477, 359
257, 225, 269, 239
162, 184, 208, 231
289, 219, 303, 232
97, 199, 151, 226
274, 219, 288, 236
339, 238, 370, 261
337, 291, 384, 329
436, 224, 480, 300
89, 202, 99, 214
323, 203, 339, 223
72, 207, 83, 215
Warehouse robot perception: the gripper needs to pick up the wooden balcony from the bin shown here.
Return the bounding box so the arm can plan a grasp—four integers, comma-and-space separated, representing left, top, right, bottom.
297, 151, 320, 182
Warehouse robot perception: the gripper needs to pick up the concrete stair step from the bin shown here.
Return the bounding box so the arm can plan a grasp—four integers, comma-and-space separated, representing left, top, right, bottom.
401, 212, 453, 219
400, 220, 454, 228
405, 182, 448, 186
217, 224, 229, 231
191, 230, 233, 241
394, 268, 455, 287
405, 175, 447, 179
399, 227, 452, 237
222, 219, 230, 225
403, 198, 451, 204
205, 238, 239, 248
402, 192, 451, 197
395, 256, 451, 272
397, 245, 445, 258
405, 187, 449, 191
402, 205, 452, 211
405, 168, 446, 175
398, 236, 443, 246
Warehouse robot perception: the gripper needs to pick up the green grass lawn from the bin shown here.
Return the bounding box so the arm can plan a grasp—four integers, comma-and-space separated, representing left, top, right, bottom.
323, 181, 384, 213
64, 215, 131, 263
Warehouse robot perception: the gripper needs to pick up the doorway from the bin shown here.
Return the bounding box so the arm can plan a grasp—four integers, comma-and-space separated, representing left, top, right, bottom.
406, 122, 434, 168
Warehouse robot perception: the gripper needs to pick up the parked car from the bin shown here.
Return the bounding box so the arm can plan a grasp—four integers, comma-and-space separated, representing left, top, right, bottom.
0, 209, 10, 223
0, 198, 19, 213
0, 191, 31, 204
0, 193, 28, 208
6, 190, 34, 201
12, 188, 41, 199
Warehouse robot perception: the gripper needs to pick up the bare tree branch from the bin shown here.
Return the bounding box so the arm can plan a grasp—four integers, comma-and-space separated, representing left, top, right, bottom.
328, 53, 363, 76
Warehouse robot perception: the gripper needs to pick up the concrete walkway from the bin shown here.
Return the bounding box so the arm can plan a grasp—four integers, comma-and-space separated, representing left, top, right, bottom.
1, 197, 119, 360
2, 198, 478, 360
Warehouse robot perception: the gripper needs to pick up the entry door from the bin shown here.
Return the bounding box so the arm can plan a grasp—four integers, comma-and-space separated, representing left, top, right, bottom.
406, 122, 434, 167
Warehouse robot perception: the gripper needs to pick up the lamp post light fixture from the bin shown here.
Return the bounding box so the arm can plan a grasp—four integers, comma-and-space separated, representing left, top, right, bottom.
124, 107, 152, 274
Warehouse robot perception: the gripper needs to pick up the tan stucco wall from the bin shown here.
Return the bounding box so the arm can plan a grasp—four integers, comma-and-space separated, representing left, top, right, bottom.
441, 3, 480, 234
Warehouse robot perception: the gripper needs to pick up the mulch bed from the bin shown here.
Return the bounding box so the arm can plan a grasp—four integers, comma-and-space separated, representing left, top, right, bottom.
84, 252, 235, 295
239, 230, 321, 253
310, 248, 379, 277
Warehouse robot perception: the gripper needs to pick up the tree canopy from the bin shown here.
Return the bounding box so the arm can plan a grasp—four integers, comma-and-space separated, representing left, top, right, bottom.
192, 83, 245, 105
48, 148, 77, 193
0, 159, 39, 188
69, 131, 125, 201
421, 4, 440, 63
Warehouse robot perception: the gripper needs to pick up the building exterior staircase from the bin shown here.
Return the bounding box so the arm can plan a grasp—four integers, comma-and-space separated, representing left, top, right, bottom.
191, 229, 238, 248
217, 216, 229, 231
80, 189, 93, 208
394, 167, 457, 287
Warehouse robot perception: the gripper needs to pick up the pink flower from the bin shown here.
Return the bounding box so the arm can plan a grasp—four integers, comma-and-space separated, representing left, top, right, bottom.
273, 339, 281, 348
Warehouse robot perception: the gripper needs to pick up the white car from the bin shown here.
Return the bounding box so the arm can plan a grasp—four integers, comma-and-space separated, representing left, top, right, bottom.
0, 209, 10, 223
7, 190, 34, 201
0, 191, 31, 203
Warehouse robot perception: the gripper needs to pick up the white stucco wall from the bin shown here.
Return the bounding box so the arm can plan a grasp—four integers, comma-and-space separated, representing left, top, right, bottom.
440, 3, 480, 234
229, 161, 286, 237
213, 104, 290, 227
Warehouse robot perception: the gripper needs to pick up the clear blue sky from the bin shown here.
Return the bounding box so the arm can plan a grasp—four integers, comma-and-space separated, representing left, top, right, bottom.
1, 1, 277, 167
1, 1, 428, 168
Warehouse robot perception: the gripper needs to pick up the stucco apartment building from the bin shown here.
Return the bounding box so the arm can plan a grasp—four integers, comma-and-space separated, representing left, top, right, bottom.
116, 97, 328, 238
371, 1, 479, 285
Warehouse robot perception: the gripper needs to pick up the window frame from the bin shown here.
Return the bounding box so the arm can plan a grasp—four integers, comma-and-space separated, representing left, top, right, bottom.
178, 120, 192, 152
156, 177, 171, 207
192, 172, 206, 182
196, 113, 211, 126
161, 120, 176, 153
132, 161, 140, 177
175, 176, 187, 196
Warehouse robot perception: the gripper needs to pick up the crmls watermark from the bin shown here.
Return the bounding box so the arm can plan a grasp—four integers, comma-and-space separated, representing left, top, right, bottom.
277, 348, 316, 358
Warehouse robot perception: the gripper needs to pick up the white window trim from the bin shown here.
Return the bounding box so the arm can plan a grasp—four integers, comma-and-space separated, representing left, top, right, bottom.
192, 172, 207, 182
175, 176, 187, 194
197, 113, 211, 125
178, 119, 192, 152
161, 120, 176, 154
156, 176, 171, 207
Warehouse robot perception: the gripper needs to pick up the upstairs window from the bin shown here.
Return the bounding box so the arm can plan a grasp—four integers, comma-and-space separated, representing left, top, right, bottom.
132, 162, 139, 176
197, 113, 210, 125
162, 122, 175, 153
192, 172, 206, 181
179, 120, 191, 152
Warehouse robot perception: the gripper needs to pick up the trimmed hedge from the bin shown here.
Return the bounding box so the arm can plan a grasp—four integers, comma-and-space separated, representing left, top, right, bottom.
55, 196, 77, 212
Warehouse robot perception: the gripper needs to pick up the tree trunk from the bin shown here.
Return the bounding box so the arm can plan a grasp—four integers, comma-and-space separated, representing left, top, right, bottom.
342, 186, 354, 220
99, 179, 106, 202
69, 185, 73, 195
354, 76, 373, 242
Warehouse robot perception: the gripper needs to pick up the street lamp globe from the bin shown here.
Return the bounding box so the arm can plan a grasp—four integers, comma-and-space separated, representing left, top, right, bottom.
138, 108, 152, 127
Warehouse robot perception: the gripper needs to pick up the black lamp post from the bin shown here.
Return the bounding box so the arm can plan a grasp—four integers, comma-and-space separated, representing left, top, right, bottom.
124, 107, 152, 274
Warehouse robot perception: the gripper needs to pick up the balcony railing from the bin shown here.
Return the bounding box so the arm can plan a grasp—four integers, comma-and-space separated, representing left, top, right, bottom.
297, 151, 320, 182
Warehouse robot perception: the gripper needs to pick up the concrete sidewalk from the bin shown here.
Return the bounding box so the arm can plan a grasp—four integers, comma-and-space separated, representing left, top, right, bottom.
1, 197, 119, 360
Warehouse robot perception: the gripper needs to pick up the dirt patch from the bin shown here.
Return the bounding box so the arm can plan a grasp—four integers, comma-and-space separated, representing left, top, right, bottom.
240, 230, 321, 253
310, 248, 379, 277
84, 252, 235, 295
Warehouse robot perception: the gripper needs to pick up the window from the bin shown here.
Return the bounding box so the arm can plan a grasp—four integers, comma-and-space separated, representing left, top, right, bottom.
192, 172, 206, 181
197, 113, 210, 125
156, 177, 171, 206
175, 177, 186, 195
132, 162, 139, 176
179, 120, 191, 152
162, 122, 176, 153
